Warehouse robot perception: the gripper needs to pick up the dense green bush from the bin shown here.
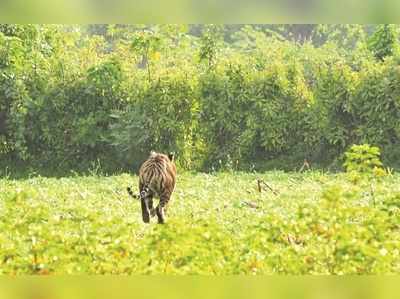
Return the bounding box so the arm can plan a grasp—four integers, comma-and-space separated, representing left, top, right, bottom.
368, 24, 399, 61
199, 57, 318, 170
1, 24, 400, 173
110, 72, 201, 170
343, 144, 383, 174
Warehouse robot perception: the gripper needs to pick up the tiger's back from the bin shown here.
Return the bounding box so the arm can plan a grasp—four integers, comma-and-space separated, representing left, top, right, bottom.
139, 151, 176, 197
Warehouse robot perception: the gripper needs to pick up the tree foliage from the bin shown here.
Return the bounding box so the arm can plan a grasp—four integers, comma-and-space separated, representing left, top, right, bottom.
368, 24, 399, 61
1, 24, 400, 173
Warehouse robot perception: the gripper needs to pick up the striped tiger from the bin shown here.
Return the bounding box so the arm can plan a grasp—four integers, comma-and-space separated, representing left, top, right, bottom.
128, 151, 177, 224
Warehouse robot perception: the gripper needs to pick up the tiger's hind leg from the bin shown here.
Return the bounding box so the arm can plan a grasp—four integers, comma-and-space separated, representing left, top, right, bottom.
156, 192, 172, 224
140, 187, 153, 223
149, 198, 156, 217
141, 196, 151, 223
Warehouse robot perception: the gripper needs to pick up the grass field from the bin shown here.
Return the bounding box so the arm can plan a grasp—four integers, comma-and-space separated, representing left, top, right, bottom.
1, 171, 400, 274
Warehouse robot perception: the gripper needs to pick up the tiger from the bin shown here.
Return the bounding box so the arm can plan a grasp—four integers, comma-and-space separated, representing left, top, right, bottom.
127, 151, 177, 224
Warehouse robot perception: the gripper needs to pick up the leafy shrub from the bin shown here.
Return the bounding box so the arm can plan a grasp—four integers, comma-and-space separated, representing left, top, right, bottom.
343, 144, 383, 175
368, 24, 398, 61
110, 72, 201, 171
1, 25, 400, 173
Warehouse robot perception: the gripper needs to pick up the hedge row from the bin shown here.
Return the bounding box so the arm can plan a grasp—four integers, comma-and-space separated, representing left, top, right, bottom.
1, 25, 400, 173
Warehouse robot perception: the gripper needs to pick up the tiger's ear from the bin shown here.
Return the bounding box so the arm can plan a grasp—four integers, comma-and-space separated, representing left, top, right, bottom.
149, 151, 157, 157
168, 152, 175, 161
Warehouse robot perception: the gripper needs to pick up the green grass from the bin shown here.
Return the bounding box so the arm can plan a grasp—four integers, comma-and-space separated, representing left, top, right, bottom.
0, 171, 400, 274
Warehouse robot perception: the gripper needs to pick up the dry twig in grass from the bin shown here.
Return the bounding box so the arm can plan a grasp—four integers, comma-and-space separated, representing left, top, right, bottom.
257, 179, 279, 196
299, 159, 311, 172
